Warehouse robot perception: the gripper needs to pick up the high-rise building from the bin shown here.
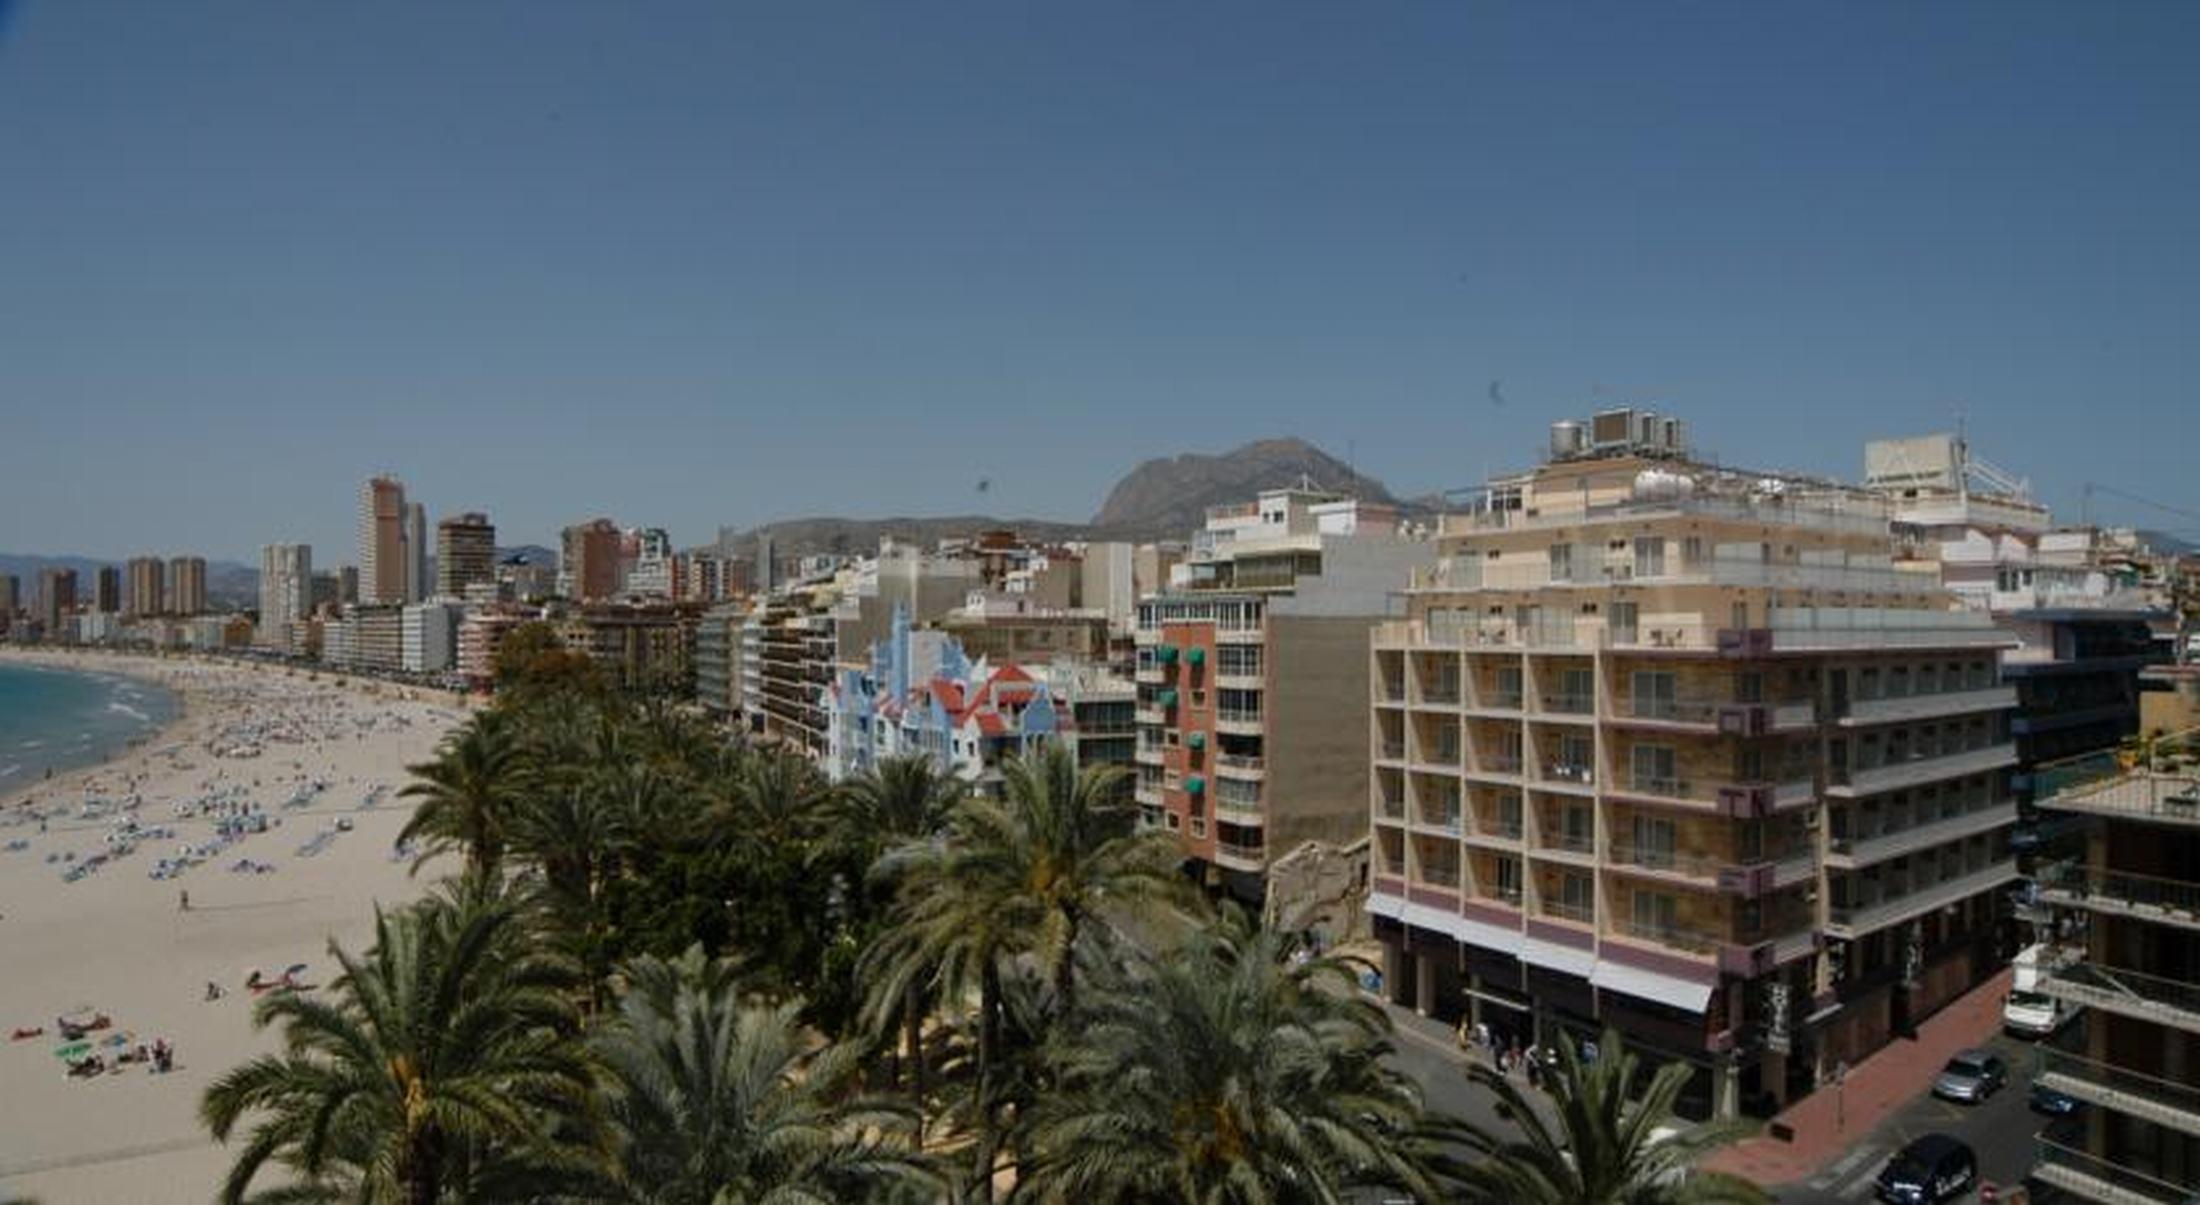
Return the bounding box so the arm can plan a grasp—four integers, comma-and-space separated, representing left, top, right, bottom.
1135, 487, 1434, 889
0, 573, 18, 619
359, 476, 408, 605
167, 556, 207, 616
2025, 730, 2200, 1201
624, 527, 676, 598
560, 518, 622, 602
94, 566, 123, 614
127, 555, 166, 617
337, 566, 359, 606
406, 502, 429, 604
311, 571, 342, 611
37, 567, 77, 637
258, 544, 313, 653
401, 601, 462, 674
435, 512, 497, 598
1368, 410, 2020, 1121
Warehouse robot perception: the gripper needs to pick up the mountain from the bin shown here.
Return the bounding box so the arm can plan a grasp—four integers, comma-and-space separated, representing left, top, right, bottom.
719, 437, 1402, 558
1090, 437, 1398, 536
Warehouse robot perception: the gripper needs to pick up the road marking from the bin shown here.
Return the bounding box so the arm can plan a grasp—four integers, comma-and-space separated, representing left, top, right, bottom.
1834, 1150, 1885, 1200
1811, 1144, 1876, 1189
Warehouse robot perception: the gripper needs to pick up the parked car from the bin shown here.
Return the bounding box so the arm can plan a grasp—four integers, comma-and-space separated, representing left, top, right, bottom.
1875, 1133, 1978, 1204
2031, 1081, 2084, 1116
1931, 1049, 2008, 1103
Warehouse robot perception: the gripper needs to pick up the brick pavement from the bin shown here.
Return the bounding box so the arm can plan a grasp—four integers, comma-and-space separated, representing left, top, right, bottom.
1703, 966, 2015, 1187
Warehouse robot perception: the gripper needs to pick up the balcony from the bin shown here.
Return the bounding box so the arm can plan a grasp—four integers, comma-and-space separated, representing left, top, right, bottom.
1413, 742, 1464, 770
1837, 684, 2016, 727
1540, 898, 1595, 925
1466, 818, 1525, 848
1610, 773, 1716, 809
1377, 740, 1407, 763
2037, 1046, 2200, 1139
1214, 753, 1266, 780
2039, 769, 2200, 829
1539, 762, 1597, 790
1823, 801, 2019, 870
1214, 839, 1268, 870
2032, 1133, 2200, 1205
1413, 807, 1464, 836
1613, 919, 1721, 958
2041, 959, 2200, 1036
1417, 683, 1463, 707
1415, 864, 1463, 891
1469, 754, 1526, 781
1374, 795, 1406, 824
1134, 705, 1165, 726
1471, 688, 1525, 714
1829, 742, 2018, 797
2035, 862, 2200, 934
1216, 708, 1264, 735
1538, 691, 1596, 718
1533, 830, 1597, 861
1823, 857, 2021, 938
1134, 746, 1164, 766
1606, 842, 1726, 888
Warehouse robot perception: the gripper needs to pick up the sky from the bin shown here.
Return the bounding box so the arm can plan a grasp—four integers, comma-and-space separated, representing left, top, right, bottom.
1, 1, 2195, 564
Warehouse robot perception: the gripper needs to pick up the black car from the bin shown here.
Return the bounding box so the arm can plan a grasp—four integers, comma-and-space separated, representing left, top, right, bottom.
2031, 1081, 2084, 1116
1876, 1133, 1977, 1204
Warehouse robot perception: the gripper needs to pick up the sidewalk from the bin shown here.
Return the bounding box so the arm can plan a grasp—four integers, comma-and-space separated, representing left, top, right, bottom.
1703, 966, 2014, 1187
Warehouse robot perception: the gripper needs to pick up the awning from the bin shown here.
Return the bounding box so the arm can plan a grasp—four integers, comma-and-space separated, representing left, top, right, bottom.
1157, 645, 1180, 664
1185, 731, 1206, 749
1186, 647, 1206, 665
1185, 775, 1205, 794
1157, 689, 1178, 708
1521, 935, 1597, 978
1589, 960, 1715, 1013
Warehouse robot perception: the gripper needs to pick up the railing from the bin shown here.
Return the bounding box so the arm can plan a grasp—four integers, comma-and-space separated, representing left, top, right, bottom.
1541, 898, 1595, 924
1537, 831, 1596, 856
1215, 839, 1267, 865
1215, 753, 1265, 774
1542, 691, 1595, 716
1481, 885, 1524, 907
1217, 708, 1264, 726
2038, 1045, 2200, 1128
1480, 755, 1525, 775
1420, 685, 1462, 705
1477, 689, 1524, 710
1417, 743, 1463, 767
1831, 742, 2017, 793
1442, 492, 1897, 539
1378, 741, 1406, 761
2036, 861, 2200, 926
2042, 959, 2200, 1031
1376, 679, 1407, 703
1374, 797, 1406, 821
1611, 697, 1721, 724
1826, 801, 2018, 866
1606, 842, 1727, 881
1840, 684, 2017, 725
1826, 858, 2020, 933
1417, 808, 1463, 834
2032, 1134, 2200, 1204
1476, 818, 1524, 841
1616, 919, 1721, 956
1417, 865, 1461, 889
1626, 774, 1696, 801
1541, 763, 1596, 785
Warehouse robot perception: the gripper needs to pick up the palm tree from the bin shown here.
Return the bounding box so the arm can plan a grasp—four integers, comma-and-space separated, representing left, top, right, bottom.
1448, 1029, 1769, 1204
864, 744, 1182, 1199
1010, 907, 1456, 1204
591, 945, 936, 1205
398, 709, 525, 878
200, 887, 599, 1204
840, 755, 963, 1100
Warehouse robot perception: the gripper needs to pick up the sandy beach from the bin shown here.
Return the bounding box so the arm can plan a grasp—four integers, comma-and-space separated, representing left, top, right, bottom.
0, 650, 467, 1203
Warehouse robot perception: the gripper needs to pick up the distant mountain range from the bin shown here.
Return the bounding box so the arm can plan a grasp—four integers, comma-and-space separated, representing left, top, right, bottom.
721, 436, 1403, 558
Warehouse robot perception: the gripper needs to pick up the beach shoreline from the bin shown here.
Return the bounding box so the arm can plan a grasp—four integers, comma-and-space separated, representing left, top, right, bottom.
0, 649, 470, 1203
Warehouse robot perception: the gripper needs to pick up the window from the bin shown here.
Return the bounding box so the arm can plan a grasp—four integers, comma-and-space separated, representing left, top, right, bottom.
1494, 856, 1522, 900
1681, 536, 1705, 568
1734, 671, 1764, 704
1610, 601, 1639, 643
1557, 667, 1594, 712
1559, 872, 1593, 916
1496, 792, 1523, 835
1493, 666, 1524, 706
1631, 743, 1677, 793
1631, 814, 1676, 865
1633, 536, 1666, 578
1549, 543, 1574, 582
1631, 670, 1676, 719
1632, 890, 1677, 934
1562, 804, 1592, 847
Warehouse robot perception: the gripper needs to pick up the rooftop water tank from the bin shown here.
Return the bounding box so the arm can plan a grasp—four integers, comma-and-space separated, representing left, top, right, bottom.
1550, 420, 1587, 460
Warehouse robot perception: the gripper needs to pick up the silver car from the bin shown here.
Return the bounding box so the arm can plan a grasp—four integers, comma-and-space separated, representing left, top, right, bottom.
1930, 1049, 2007, 1103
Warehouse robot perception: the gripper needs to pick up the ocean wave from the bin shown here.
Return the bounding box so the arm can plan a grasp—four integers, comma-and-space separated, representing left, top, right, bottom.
108, 701, 150, 723
19, 740, 43, 749
0, 764, 19, 780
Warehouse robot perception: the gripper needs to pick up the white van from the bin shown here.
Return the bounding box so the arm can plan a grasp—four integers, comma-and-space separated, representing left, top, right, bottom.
2003, 943, 2077, 1037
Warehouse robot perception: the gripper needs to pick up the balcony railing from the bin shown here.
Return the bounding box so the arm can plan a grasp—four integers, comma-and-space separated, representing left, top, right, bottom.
1537, 831, 1597, 857
1825, 801, 2019, 869
1416, 864, 1462, 889
2035, 861, 2200, 932
1374, 796, 1406, 822
1417, 743, 1463, 767
1825, 857, 2020, 936
1616, 919, 1721, 956
2039, 766, 2200, 827
1476, 689, 1525, 711
2037, 1045, 2200, 1136
1541, 763, 1596, 786
1830, 742, 2018, 795
1541, 691, 1595, 716
1419, 685, 1462, 705
1416, 808, 1463, 834
1478, 755, 1525, 776
2032, 1134, 2200, 1205
1625, 774, 1696, 802
1217, 708, 1264, 727
1541, 898, 1595, 924
1215, 753, 1266, 776
1838, 684, 2017, 726
1474, 818, 1525, 842
2041, 959, 2200, 1035
1606, 843, 1725, 882
1215, 840, 1267, 866
1378, 741, 1406, 761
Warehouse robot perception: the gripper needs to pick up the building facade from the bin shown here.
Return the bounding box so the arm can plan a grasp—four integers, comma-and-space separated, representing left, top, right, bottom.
2027, 730, 2200, 1202
560, 518, 622, 602
1369, 412, 2021, 1121
436, 512, 497, 598
258, 544, 313, 653
127, 555, 165, 617
94, 566, 122, 614
402, 601, 462, 674
37, 567, 79, 640
1135, 487, 1434, 895
168, 555, 207, 617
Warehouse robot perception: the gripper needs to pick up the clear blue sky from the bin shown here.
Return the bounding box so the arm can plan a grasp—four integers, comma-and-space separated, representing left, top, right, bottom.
2, 1, 2194, 564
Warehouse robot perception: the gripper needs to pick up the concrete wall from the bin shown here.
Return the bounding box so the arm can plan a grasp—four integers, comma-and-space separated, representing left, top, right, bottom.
1269, 614, 1383, 850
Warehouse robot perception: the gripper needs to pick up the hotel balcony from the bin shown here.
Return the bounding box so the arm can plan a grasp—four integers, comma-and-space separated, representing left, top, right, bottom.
1610, 918, 1722, 960
1607, 696, 1818, 735
1827, 742, 2018, 798
2035, 862, 2200, 934
1377, 740, 1407, 764
1836, 684, 2016, 727
1214, 837, 1268, 872
1215, 708, 1265, 736
1465, 754, 1526, 784
1214, 753, 1265, 781
1134, 705, 1165, 726
2041, 959, 2200, 1036
2032, 1133, 2200, 1205
1605, 844, 1816, 896
1411, 804, 1464, 837
1823, 857, 2021, 939
1533, 690, 1597, 720
1822, 801, 2019, 871
1536, 761, 1597, 792
2039, 768, 2200, 829
1373, 792, 1406, 824
1465, 689, 1525, 718
1464, 817, 1524, 850
1529, 829, 1598, 865
2037, 1046, 2200, 1140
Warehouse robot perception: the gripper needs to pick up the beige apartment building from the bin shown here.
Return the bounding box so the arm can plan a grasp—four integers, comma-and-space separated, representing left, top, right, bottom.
1134, 487, 1435, 897
1370, 411, 2021, 1120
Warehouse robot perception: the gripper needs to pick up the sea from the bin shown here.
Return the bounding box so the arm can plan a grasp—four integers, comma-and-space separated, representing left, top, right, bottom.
0, 661, 179, 792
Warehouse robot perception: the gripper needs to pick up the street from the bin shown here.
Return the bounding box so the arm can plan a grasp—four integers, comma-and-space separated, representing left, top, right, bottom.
1777, 1032, 2047, 1203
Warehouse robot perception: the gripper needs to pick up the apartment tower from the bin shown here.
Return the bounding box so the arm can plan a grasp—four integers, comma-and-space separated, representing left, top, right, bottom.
94, 566, 123, 614
560, 518, 622, 603
1134, 487, 1435, 897
359, 476, 408, 604
36, 567, 76, 636
1369, 410, 2021, 1121
258, 544, 313, 653
126, 555, 166, 617
2026, 731, 2200, 1201
405, 502, 429, 604
167, 556, 207, 616
436, 512, 497, 598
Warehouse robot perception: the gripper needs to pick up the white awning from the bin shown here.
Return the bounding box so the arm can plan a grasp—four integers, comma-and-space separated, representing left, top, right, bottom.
1522, 935, 1597, 977
1590, 960, 1715, 1013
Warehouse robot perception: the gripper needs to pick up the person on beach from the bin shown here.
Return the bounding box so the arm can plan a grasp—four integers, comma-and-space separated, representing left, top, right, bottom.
179, 889, 189, 912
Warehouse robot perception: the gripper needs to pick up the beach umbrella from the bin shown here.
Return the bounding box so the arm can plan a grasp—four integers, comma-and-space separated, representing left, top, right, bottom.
54, 1041, 90, 1060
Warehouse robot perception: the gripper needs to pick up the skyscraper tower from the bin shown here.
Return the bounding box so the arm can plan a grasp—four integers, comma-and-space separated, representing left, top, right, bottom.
405, 501, 429, 604
167, 556, 207, 616
436, 512, 497, 598
95, 566, 123, 614
127, 555, 166, 617
359, 476, 407, 604
259, 544, 313, 653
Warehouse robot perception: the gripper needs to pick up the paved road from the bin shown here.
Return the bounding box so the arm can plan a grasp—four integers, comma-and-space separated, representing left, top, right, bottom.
1778, 1032, 2047, 1203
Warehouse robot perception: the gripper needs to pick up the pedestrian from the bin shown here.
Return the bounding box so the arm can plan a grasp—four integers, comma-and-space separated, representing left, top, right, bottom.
179, 889, 189, 912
